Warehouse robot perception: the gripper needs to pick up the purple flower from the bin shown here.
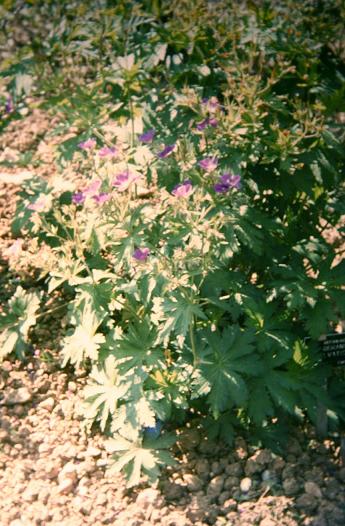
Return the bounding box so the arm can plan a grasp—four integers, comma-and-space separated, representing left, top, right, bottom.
201, 96, 220, 113
143, 419, 163, 439
78, 138, 96, 150
98, 146, 117, 158
214, 183, 229, 193
220, 173, 241, 189
5, 97, 13, 113
72, 191, 85, 204
196, 119, 209, 131
93, 192, 110, 204
208, 117, 218, 127
172, 180, 193, 198
133, 247, 150, 261
214, 173, 241, 193
199, 157, 218, 172
157, 144, 175, 159
138, 129, 155, 143
196, 117, 218, 131
112, 170, 139, 192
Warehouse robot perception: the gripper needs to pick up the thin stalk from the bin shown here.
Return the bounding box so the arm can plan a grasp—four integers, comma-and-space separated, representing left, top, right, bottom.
2, 301, 73, 333
129, 96, 135, 148
92, 128, 117, 149
189, 316, 199, 368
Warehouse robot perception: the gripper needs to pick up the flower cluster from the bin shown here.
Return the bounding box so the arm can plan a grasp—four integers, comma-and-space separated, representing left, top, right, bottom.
72, 179, 110, 205
69, 94, 240, 265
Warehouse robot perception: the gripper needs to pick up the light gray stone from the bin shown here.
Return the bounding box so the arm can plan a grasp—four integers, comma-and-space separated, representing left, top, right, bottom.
136, 488, 163, 509
83, 446, 102, 458
38, 397, 55, 411
3, 387, 32, 405
240, 477, 252, 493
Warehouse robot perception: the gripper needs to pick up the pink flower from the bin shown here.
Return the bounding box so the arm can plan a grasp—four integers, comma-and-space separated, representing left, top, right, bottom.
83, 180, 102, 195
133, 247, 150, 261
27, 197, 49, 212
78, 138, 96, 149
112, 171, 140, 192
172, 180, 193, 198
93, 192, 110, 204
98, 146, 117, 157
198, 157, 218, 172
5, 239, 23, 258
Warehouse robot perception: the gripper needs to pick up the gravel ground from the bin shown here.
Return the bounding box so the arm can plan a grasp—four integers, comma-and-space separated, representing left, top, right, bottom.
1, 105, 345, 526
0, 355, 345, 526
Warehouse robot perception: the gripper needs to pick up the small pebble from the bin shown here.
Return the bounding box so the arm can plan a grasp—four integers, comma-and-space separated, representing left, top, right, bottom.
240, 477, 252, 493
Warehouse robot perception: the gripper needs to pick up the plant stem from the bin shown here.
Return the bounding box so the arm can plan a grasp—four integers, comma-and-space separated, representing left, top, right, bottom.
189, 316, 199, 368
92, 128, 116, 149
129, 96, 135, 148
2, 301, 72, 332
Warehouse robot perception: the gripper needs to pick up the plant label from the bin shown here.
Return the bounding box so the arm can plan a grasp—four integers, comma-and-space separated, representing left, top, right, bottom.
319, 333, 345, 366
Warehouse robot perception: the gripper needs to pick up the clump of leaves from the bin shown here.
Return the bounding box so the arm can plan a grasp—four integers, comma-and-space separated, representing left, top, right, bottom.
0, 286, 41, 361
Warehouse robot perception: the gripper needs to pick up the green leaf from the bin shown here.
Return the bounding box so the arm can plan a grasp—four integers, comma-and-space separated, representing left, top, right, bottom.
199, 327, 259, 416
247, 381, 275, 424
265, 370, 299, 414
160, 292, 207, 340
106, 432, 176, 487
62, 305, 105, 367
115, 319, 164, 371
0, 286, 41, 361
304, 299, 337, 339
203, 412, 235, 446
77, 282, 113, 323
83, 355, 131, 431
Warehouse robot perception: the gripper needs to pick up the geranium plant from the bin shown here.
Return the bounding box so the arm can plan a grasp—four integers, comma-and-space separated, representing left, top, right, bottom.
1, 0, 344, 487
